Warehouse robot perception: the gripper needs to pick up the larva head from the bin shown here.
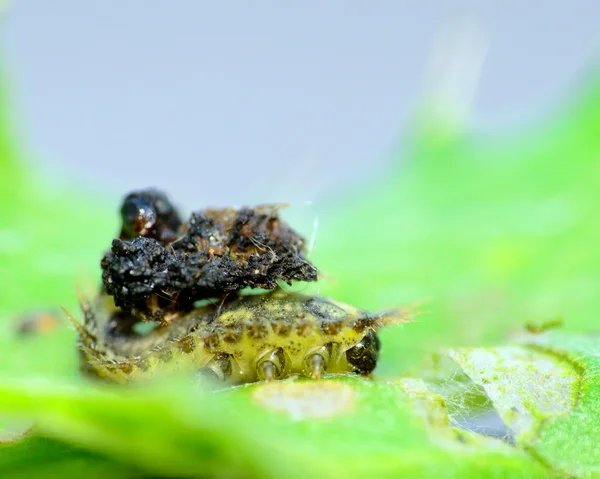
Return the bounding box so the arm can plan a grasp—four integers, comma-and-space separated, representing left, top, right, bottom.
345, 330, 381, 375
119, 189, 182, 243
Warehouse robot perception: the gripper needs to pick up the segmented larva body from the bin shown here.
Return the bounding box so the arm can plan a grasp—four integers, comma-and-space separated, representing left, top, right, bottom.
73, 290, 412, 385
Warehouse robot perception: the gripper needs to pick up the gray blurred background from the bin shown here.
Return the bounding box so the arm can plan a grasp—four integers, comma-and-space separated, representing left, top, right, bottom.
1, 1, 599, 207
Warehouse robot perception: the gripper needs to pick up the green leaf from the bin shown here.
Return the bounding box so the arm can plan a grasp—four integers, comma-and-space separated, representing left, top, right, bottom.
522, 332, 600, 477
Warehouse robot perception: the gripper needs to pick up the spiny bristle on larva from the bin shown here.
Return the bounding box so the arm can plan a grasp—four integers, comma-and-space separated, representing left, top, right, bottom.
75, 286, 98, 332
353, 305, 418, 331
62, 306, 96, 347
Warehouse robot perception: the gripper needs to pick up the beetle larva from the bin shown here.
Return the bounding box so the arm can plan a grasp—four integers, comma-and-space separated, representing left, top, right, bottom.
71, 290, 412, 384
72, 188, 414, 385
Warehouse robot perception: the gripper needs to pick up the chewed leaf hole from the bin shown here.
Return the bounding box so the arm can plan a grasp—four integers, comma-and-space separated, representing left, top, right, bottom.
420, 344, 578, 446
423, 354, 514, 443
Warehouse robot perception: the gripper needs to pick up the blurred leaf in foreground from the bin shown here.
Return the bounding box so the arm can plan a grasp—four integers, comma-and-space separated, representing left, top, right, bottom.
314, 75, 600, 374
0, 374, 548, 478
2, 330, 599, 478
0, 438, 141, 479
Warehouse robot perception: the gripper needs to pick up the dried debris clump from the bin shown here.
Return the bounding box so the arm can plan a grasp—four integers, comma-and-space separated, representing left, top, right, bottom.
100, 189, 318, 322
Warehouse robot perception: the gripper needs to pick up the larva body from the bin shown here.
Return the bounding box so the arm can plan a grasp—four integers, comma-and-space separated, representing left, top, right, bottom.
75, 290, 410, 385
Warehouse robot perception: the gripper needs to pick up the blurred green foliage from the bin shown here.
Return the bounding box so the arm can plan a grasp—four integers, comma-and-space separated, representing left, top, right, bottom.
315, 76, 600, 375
2, 69, 600, 478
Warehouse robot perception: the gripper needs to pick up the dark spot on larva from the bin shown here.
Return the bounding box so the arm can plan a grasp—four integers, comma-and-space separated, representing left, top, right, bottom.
158, 347, 173, 363
270, 317, 292, 336
119, 362, 134, 374
246, 320, 269, 339
296, 320, 312, 337
320, 319, 344, 335
178, 336, 196, 353
223, 325, 243, 343
187, 323, 198, 334
286, 341, 301, 354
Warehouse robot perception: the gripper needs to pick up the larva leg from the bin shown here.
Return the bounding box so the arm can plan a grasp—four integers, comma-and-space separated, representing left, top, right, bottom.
256, 348, 287, 382
303, 344, 332, 379
201, 353, 233, 381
